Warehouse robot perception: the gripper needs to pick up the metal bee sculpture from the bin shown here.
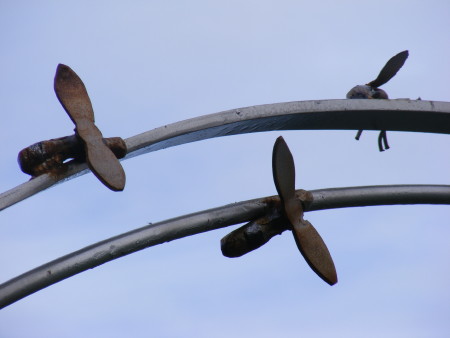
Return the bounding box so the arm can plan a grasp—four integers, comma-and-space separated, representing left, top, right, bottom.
18, 64, 127, 191
221, 136, 337, 285
347, 50, 409, 151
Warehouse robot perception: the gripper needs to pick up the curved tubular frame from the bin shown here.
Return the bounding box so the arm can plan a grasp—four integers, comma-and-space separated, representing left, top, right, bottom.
1, 184, 449, 309
1, 99, 450, 212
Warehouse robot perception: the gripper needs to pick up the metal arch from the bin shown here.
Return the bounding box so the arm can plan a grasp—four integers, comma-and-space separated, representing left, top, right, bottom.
1, 184, 449, 309
1, 99, 450, 212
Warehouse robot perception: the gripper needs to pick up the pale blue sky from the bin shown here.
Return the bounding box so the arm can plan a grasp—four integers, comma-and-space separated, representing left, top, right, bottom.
1, 1, 449, 337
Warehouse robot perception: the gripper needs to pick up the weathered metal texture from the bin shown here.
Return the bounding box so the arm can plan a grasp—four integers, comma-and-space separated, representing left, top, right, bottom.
18, 135, 126, 177
221, 191, 311, 258
125, 99, 450, 157
272, 137, 336, 285
347, 50, 409, 151
221, 197, 285, 257
53, 64, 126, 191
1, 184, 449, 309
18, 64, 127, 191
1, 99, 450, 211
223, 172, 337, 285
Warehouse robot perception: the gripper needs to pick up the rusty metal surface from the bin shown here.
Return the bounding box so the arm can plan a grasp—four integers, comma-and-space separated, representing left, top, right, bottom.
1, 184, 449, 309
221, 197, 285, 257
18, 135, 126, 177
2, 99, 450, 212
272, 137, 302, 227
272, 136, 337, 285
53, 64, 126, 191
221, 191, 312, 258
16, 64, 128, 192
222, 137, 337, 286
347, 50, 409, 151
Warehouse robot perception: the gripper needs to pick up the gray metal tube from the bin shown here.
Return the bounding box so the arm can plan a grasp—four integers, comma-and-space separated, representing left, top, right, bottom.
309, 185, 450, 210
0, 184, 449, 309
1, 99, 450, 212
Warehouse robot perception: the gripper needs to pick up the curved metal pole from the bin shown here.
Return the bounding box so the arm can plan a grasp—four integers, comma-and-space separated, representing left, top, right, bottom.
1, 184, 449, 309
1, 99, 450, 212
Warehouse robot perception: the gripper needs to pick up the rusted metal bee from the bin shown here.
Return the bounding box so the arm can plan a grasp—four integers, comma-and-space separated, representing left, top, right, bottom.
221, 137, 337, 285
18, 64, 127, 191
347, 50, 409, 151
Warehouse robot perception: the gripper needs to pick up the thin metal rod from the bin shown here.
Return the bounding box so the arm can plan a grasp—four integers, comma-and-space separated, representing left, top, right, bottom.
1, 99, 450, 212
1, 184, 449, 309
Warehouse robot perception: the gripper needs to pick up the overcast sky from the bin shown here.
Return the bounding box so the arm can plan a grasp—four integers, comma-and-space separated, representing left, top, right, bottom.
1, 1, 449, 337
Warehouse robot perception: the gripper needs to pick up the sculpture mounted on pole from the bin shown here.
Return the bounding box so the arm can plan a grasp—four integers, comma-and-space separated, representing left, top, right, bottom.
347, 50, 409, 151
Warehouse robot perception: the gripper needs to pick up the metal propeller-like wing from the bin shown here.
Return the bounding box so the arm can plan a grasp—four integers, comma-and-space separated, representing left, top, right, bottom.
272, 137, 301, 227
349, 50, 409, 151
273, 136, 337, 285
367, 50, 409, 88
54, 64, 126, 191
